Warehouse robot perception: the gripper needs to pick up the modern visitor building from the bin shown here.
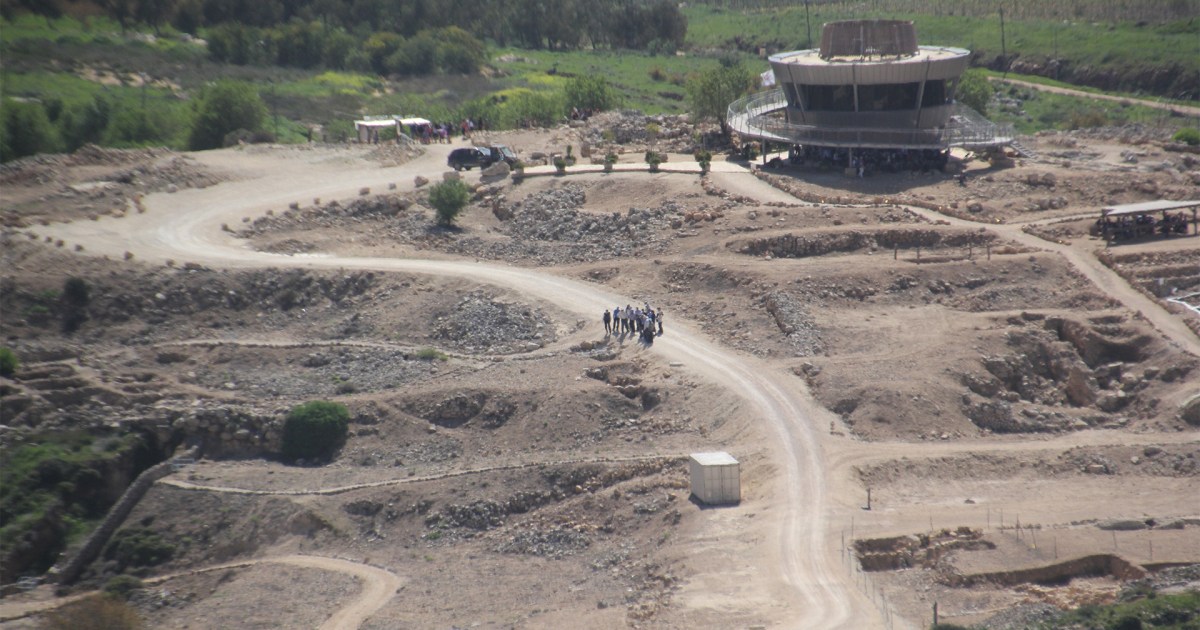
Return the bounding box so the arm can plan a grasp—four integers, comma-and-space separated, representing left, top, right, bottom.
730, 20, 1013, 152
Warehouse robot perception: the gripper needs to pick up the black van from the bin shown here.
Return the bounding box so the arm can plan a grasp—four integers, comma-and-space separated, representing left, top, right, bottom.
447, 146, 518, 171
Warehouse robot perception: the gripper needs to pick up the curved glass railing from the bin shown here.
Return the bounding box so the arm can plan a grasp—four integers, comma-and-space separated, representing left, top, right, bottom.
727, 89, 1014, 149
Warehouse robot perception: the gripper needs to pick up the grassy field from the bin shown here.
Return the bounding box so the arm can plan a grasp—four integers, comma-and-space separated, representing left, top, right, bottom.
2, 10, 1197, 156
991, 86, 1188, 135
683, 5, 1200, 83
491, 49, 736, 115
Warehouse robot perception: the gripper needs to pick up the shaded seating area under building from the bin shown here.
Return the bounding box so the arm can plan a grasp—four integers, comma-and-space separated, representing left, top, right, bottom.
1097, 200, 1200, 243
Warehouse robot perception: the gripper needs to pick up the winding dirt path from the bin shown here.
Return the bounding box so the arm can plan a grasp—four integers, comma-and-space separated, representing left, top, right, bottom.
30, 145, 869, 628
0, 555, 402, 630
991, 78, 1200, 118
24, 140, 1196, 628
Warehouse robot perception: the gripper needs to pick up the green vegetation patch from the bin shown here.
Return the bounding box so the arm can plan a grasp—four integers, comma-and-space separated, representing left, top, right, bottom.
988, 81, 1181, 134
0, 430, 150, 579
682, 4, 1200, 80
103, 527, 175, 571
281, 400, 350, 464
1042, 590, 1200, 629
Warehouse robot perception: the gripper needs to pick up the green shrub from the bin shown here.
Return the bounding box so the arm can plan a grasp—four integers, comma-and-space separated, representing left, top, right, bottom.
1173, 127, 1200, 145
645, 151, 663, 172
564, 75, 617, 112
414, 347, 448, 361
1, 98, 62, 163
188, 81, 266, 151
281, 401, 350, 463
103, 527, 174, 570
428, 179, 470, 226
102, 575, 143, 600
0, 347, 17, 378
1112, 615, 1144, 630
956, 68, 992, 115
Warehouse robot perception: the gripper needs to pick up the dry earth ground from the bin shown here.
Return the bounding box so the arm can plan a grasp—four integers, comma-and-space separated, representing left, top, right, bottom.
1, 122, 1198, 629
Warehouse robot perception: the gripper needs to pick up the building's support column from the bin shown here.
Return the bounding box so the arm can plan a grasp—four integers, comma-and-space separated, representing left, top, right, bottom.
915, 57, 932, 129
852, 64, 860, 113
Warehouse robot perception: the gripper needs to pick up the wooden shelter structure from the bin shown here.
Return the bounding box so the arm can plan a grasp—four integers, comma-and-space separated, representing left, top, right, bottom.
1098, 200, 1200, 242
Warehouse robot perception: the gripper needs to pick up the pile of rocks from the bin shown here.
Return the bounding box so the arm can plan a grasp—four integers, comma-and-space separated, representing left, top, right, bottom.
495, 525, 592, 558
432, 289, 554, 354
451, 184, 681, 264
193, 346, 441, 398
737, 228, 995, 259
761, 291, 823, 357
580, 111, 696, 153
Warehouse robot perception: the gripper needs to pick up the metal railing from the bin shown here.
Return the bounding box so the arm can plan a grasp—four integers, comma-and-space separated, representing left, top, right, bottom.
728, 89, 1014, 149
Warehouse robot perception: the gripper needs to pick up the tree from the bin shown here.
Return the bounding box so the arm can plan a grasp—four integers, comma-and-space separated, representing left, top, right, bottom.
428, 179, 470, 226
1, 99, 62, 162
686, 58, 756, 141
956, 69, 992, 115
0, 347, 17, 378
281, 401, 350, 463
188, 81, 266, 150
565, 75, 617, 112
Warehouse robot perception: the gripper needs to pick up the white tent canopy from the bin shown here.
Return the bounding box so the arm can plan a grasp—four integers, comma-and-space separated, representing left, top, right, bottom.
353, 119, 397, 128
1101, 200, 1200, 217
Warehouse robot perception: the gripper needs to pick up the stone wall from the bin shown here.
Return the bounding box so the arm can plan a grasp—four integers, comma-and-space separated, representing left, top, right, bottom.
52, 447, 199, 585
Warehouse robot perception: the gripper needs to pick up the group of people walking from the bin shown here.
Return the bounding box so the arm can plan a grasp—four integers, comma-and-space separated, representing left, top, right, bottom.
404, 119, 484, 144
603, 304, 663, 344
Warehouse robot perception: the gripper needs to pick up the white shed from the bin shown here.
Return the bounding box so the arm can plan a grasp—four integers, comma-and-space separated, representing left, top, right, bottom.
689, 452, 740, 505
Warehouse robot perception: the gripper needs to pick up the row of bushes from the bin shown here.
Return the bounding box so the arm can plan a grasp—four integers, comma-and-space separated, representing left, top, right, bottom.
0, 81, 268, 162
29, 0, 687, 54
1, 71, 625, 162
207, 22, 487, 77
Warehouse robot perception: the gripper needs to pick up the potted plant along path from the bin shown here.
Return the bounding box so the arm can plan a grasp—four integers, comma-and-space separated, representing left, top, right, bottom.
553, 156, 567, 175
694, 149, 712, 176
604, 152, 618, 173
645, 151, 663, 173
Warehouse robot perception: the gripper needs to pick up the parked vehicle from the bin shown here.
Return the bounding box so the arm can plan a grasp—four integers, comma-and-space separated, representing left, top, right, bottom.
447, 145, 518, 171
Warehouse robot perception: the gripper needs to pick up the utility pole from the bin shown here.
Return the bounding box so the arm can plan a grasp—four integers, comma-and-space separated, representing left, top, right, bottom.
805, 1, 813, 50
999, 7, 1008, 78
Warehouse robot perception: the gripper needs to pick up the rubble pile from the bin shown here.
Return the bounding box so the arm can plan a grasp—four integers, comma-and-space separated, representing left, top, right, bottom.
957, 316, 1191, 433
579, 111, 697, 153
432, 289, 555, 354
451, 184, 681, 264
495, 525, 592, 557
760, 291, 824, 357
736, 228, 996, 259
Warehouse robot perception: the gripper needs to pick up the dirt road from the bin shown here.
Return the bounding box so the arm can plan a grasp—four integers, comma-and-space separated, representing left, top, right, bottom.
991, 77, 1200, 119
33, 145, 872, 627
28, 141, 1197, 628
0, 555, 401, 630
